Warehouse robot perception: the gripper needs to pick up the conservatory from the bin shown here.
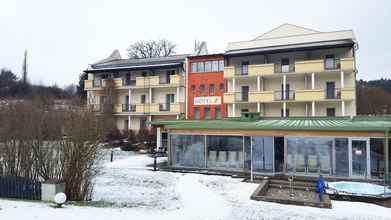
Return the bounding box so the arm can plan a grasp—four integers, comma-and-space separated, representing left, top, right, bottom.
152, 115, 391, 180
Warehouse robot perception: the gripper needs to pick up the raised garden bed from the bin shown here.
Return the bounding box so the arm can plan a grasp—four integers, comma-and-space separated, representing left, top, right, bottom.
250, 180, 332, 209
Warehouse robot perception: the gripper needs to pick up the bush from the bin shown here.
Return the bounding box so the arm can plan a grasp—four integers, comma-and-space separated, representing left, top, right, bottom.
0, 102, 103, 201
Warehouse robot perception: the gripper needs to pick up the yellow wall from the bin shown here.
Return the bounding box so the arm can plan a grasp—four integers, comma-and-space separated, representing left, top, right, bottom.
224, 66, 235, 78
295, 59, 324, 73
248, 64, 274, 76
341, 58, 355, 71
295, 90, 324, 101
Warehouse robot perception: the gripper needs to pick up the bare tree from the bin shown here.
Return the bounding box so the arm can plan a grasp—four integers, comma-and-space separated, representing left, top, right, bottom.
127, 39, 176, 59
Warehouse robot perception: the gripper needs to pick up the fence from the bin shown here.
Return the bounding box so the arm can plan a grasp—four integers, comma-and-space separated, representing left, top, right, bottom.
0, 176, 41, 200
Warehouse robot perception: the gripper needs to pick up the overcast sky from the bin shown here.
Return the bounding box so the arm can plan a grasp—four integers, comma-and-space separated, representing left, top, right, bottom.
1, 0, 390, 87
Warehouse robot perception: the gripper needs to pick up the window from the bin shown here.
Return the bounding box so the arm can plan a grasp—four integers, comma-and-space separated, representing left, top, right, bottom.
141, 72, 147, 77
200, 84, 205, 96
167, 94, 175, 103
212, 61, 219, 72
281, 58, 290, 73
205, 61, 212, 72
194, 108, 200, 120
326, 108, 336, 117
325, 54, 335, 70
191, 62, 198, 72
241, 109, 249, 113
141, 94, 146, 104
219, 83, 225, 92
205, 107, 211, 119
206, 136, 243, 170
191, 85, 196, 95
215, 107, 222, 119
219, 60, 224, 71
171, 135, 205, 168
209, 84, 215, 95
241, 61, 249, 75
197, 62, 204, 72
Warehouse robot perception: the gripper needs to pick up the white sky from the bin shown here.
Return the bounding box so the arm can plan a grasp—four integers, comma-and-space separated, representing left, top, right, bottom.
0, 0, 390, 87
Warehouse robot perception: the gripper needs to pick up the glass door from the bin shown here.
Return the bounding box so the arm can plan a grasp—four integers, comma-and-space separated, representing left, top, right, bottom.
350, 138, 370, 177
252, 137, 274, 172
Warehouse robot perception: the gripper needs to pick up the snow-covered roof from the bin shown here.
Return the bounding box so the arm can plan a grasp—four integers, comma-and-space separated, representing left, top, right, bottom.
86, 54, 189, 72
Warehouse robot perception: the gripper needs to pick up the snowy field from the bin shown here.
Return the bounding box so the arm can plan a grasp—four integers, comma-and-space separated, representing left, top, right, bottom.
1, 149, 391, 220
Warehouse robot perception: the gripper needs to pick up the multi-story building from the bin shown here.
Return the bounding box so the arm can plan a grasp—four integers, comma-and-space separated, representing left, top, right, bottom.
186, 54, 226, 120
223, 24, 357, 117
84, 51, 187, 131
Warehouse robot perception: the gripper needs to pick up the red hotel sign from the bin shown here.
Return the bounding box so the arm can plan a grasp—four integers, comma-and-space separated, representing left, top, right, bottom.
193, 96, 222, 105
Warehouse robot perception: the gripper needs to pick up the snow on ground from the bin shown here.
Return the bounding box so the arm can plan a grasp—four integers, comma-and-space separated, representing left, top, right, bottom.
1, 150, 391, 220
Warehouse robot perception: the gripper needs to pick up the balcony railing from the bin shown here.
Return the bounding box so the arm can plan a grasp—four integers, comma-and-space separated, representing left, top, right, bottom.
324, 58, 341, 70
159, 103, 171, 111
122, 104, 136, 112
274, 90, 296, 101
325, 89, 341, 99
93, 80, 102, 88
123, 79, 136, 86
90, 104, 102, 112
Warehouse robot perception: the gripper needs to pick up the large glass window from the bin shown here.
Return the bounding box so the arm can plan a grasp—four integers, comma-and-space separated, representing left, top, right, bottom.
370, 138, 385, 179
334, 138, 349, 176
215, 107, 221, 119
191, 63, 198, 73
204, 107, 211, 119
205, 61, 212, 72
197, 62, 204, 72
206, 136, 243, 170
212, 61, 219, 72
287, 137, 333, 175
219, 60, 224, 71
171, 135, 205, 168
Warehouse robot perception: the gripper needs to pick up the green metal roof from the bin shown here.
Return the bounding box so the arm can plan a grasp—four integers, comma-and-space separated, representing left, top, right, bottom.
150, 116, 391, 132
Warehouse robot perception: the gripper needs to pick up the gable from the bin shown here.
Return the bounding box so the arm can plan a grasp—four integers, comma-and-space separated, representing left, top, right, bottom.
255, 24, 320, 40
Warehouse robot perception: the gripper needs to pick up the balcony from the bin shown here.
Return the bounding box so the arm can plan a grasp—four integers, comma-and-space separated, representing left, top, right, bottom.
84, 80, 93, 89
159, 75, 182, 86
324, 89, 341, 100
89, 104, 102, 112
223, 92, 235, 103
136, 76, 160, 87
93, 79, 102, 88
274, 90, 295, 101
248, 64, 275, 76
248, 91, 274, 103
169, 103, 183, 113
135, 104, 150, 113
340, 58, 355, 71
224, 66, 235, 78
341, 87, 355, 100
122, 79, 136, 87
295, 59, 324, 73
121, 104, 136, 112
159, 103, 171, 111
295, 90, 325, 101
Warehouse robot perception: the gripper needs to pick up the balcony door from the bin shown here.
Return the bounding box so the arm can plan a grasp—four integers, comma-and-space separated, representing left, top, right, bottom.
280, 84, 290, 100
326, 82, 335, 99
241, 86, 249, 102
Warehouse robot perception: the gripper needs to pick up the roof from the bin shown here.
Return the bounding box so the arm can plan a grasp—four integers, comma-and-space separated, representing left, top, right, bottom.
85, 54, 189, 73
254, 24, 319, 40
151, 116, 391, 133
226, 24, 357, 55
